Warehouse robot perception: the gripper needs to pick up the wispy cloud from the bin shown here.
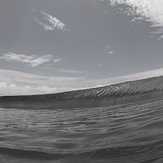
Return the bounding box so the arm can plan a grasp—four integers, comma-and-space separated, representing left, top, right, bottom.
53, 58, 62, 63
36, 11, 66, 31
107, 0, 163, 39
0, 52, 61, 67
131, 16, 144, 23
59, 69, 83, 74
103, 44, 114, 55
0, 69, 83, 96
1, 68, 163, 96
108, 50, 113, 55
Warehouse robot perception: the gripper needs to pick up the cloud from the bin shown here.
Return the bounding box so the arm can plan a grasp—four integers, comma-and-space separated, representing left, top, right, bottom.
36, 11, 66, 31
103, 44, 114, 55
108, 50, 113, 55
108, 0, 163, 38
83, 68, 163, 89
0, 52, 61, 67
0, 69, 83, 96
0, 82, 76, 96
131, 16, 144, 23
53, 58, 62, 63
59, 69, 83, 74
1, 67, 163, 96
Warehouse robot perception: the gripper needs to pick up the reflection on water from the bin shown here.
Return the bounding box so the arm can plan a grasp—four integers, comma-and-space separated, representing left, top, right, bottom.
1, 99, 163, 162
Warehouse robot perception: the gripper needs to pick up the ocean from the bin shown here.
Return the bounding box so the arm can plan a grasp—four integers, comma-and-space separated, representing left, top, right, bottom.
0, 99, 163, 163
1, 76, 163, 162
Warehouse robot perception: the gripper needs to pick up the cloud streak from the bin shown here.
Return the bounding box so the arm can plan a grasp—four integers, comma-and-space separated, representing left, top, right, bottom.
103, 44, 114, 55
0, 52, 61, 67
0, 69, 83, 96
108, 0, 163, 38
53, 58, 62, 63
59, 69, 83, 74
1, 68, 163, 96
36, 11, 66, 31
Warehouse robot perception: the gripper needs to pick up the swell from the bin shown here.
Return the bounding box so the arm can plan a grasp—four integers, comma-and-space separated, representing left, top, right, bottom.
1, 76, 163, 109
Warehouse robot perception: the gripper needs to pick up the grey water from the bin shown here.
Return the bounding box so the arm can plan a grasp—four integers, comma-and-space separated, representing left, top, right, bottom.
0, 99, 163, 163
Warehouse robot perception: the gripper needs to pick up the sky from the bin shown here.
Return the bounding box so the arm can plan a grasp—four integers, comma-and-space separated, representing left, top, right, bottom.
0, 0, 163, 95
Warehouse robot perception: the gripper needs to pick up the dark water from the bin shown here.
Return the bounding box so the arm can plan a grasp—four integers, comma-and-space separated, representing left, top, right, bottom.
1, 99, 163, 163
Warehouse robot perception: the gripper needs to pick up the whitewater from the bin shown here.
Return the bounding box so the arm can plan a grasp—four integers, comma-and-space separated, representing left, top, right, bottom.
1, 76, 163, 162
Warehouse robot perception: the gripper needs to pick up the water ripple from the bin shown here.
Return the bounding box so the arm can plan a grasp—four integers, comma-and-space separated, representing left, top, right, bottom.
0, 99, 163, 162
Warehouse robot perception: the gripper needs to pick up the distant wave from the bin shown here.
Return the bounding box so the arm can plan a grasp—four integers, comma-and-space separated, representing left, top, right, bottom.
1, 76, 163, 109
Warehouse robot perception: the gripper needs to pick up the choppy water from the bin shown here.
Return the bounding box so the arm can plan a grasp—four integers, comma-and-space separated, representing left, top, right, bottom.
1, 99, 163, 163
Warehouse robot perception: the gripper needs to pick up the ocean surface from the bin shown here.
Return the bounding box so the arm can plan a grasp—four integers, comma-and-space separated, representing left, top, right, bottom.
1, 98, 163, 163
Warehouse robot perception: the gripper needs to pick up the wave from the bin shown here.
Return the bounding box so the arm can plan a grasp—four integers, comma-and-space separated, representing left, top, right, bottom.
1, 140, 163, 162
1, 92, 163, 162
0, 146, 71, 160
1, 76, 163, 109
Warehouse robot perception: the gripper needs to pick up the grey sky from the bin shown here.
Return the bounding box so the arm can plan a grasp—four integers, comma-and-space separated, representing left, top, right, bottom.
0, 0, 163, 95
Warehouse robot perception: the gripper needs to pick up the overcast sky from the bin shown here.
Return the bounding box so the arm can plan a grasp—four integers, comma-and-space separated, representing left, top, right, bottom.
0, 0, 163, 95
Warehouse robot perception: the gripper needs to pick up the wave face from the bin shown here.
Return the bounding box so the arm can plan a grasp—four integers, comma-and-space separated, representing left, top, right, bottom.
1, 99, 163, 163
1, 76, 163, 109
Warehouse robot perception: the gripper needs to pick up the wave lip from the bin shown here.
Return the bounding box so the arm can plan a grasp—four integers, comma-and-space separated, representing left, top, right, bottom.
1, 76, 163, 109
